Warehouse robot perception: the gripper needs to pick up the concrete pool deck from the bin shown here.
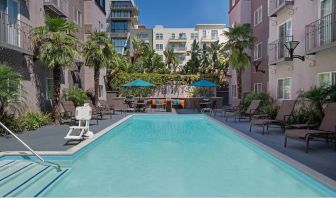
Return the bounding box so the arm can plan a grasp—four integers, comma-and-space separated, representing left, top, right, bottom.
0, 109, 336, 182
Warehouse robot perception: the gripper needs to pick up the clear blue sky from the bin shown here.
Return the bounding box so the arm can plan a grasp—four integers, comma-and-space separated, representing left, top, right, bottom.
136, 0, 229, 28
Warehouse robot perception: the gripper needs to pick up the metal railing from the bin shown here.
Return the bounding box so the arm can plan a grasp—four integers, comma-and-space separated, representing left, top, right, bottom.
0, 11, 32, 54
269, 0, 294, 17
43, 0, 69, 17
0, 122, 62, 172
305, 12, 336, 53
269, 36, 293, 64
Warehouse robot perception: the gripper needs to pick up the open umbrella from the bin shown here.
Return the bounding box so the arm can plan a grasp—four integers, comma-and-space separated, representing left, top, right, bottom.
190, 80, 219, 97
122, 79, 155, 87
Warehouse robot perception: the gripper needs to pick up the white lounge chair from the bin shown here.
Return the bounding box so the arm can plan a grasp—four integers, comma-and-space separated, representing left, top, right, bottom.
64, 103, 94, 142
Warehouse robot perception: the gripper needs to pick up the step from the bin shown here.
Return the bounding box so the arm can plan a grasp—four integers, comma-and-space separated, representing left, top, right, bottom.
0, 160, 16, 168
0, 161, 34, 183
12, 167, 69, 197
0, 165, 50, 196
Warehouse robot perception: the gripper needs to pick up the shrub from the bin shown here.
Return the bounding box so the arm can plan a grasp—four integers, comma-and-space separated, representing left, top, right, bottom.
242, 92, 271, 109
0, 113, 22, 133
63, 88, 88, 107
19, 112, 51, 131
258, 104, 279, 119
287, 107, 321, 126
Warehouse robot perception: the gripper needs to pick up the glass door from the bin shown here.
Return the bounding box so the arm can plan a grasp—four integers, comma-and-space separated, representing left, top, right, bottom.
7, 0, 19, 47
320, 0, 333, 45
278, 20, 292, 59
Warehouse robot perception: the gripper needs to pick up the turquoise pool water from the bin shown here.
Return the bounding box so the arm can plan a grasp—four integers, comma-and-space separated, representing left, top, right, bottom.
44, 115, 334, 197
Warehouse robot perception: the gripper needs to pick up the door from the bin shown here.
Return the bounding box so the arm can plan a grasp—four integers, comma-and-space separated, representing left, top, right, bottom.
7, 0, 19, 46
320, 0, 334, 45
278, 20, 292, 59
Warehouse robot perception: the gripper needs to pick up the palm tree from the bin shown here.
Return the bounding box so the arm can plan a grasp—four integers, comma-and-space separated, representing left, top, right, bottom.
207, 40, 222, 73
32, 16, 79, 123
131, 37, 148, 63
163, 49, 179, 73
200, 43, 210, 74
83, 31, 115, 106
136, 47, 165, 73
186, 40, 201, 74
224, 23, 256, 99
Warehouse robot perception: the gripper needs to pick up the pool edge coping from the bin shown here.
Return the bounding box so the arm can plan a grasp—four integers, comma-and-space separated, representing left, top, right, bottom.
205, 114, 336, 191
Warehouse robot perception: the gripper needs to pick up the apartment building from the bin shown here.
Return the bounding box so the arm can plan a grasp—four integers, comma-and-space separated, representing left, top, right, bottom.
268, 0, 336, 100
129, 25, 153, 56
108, 0, 139, 54
152, 24, 227, 68
0, 0, 107, 112
228, 0, 252, 102
251, 0, 269, 94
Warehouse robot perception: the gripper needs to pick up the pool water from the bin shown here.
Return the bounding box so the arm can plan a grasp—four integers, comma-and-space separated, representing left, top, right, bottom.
45, 115, 335, 197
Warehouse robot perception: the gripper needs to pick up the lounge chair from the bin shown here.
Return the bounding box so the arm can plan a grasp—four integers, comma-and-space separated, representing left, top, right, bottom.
213, 99, 241, 117
64, 104, 94, 142
232, 100, 261, 122
85, 100, 103, 124
284, 103, 336, 153
98, 100, 114, 118
250, 100, 296, 134
172, 99, 185, 109
151, 99, 166, 111
61, 101, 76, 123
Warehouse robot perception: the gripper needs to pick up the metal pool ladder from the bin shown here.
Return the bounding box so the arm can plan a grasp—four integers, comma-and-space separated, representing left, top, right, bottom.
0, 122, 62, 172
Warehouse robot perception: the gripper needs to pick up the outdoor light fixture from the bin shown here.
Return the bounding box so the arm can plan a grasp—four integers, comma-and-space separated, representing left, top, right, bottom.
253, 60, 266, 74
284, 41, 305, 61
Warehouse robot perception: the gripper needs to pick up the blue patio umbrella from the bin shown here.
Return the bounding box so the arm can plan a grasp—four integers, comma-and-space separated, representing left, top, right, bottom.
190, 80, 219, 87
122, 79, 155, 87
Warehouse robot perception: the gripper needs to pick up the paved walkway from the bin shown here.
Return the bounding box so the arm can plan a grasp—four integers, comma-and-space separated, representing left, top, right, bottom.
1, 109, 335, 180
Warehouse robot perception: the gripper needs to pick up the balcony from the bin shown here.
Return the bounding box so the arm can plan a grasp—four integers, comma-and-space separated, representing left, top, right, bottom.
109, 32, 130, 38
269, 36, 293, 65
201, 37, 219, 43
167, 47, 187, 53
43, 0, 68, 17
306, 12, 336, 55
0, 12, 33, 55
169, 37, 187, 43
269, 0, 294, 17
110, 3, 139, 15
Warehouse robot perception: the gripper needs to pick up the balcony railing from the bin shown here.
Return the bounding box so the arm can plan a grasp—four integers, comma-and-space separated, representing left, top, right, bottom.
0, 12, 33, 55
43, 0, 68, 17
305, 12, 336, 54
269, 36, 293, 65
268, 0, 294, 17
169, 37, 187, 42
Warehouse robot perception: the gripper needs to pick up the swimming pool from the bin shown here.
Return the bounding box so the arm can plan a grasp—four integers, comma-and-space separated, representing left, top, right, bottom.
3, 115, 336, 196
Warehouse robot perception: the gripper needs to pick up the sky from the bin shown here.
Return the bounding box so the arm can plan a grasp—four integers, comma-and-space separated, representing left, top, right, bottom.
135, 0, 229, 28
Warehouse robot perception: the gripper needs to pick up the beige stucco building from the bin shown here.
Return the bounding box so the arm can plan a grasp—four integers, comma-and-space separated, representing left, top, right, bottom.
0, 0, 108, 112
268, 0, 336, 101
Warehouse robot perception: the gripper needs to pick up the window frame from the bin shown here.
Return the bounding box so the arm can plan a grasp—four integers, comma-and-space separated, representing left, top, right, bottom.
277, 78, 292, 100
46, 78, 53, 100
231, 84, 237, 98
74, 9, 82, 26
254, 42, 262, 60
317, 71, 336, 87
254, 5, 263, 26
254, 83, 263, 94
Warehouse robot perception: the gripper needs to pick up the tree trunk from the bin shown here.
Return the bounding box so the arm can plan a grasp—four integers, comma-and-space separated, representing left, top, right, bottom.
52, 65, 62, 124
94, 67, 100, 107
236, 69, 243, 99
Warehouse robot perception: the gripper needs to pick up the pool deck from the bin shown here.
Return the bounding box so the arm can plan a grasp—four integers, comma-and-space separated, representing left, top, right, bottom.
1, 109, 336, 181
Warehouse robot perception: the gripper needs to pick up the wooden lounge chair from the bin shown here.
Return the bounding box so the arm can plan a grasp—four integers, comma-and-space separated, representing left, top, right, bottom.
214, 99, 241, 117
284, 103, 336, 153
98, 100, 115, 118
250, 100, 296, 134
235, 100, 261, 122
61, 101, 76, 123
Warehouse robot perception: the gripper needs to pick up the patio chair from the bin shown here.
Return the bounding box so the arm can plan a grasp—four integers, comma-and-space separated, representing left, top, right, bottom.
61, 101, 76, 124
85, 100, 103, 125
232, 100, 261, 122
64, 104, 93, 142
213, 99, 241, 117
284, 103, 336, 153
249, 100, 296, 135
172, 99, 185, 109
151, 99, 166, 111
98, 100, 115, 118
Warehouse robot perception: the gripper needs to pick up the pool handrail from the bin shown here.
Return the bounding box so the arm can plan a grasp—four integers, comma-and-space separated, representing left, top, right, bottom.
0, 122, 62, 172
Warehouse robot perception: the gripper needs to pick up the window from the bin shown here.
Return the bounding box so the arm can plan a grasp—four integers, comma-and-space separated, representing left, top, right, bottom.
254, 42, 262, 60
156, 33, 163, 40
202, 30, 207, 39
46, 78, 53, 100
211, 30, 218, 40
278, 20, 292, 58
317, 72, 336, 87
254, 83, 263, 94
136, 33, 149, 41
231, 85, 237, 97
98, 85, 104, 98
156, 44, 163, 50
254, 6, 262, 26
112, 38, 127, 53
74, 9, 82, 26
278, 78, 292, 99
111, 21, 129, 33
98, 21, 104, 32
7, 78, 21, 101
111, 11, 131, 18
179, 33, 186, 39
171, 33, 175, 39
191, 33, 198, 40
95, 0, 106, 13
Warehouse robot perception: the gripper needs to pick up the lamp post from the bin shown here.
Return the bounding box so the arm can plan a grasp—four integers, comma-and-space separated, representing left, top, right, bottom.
284, 40, 305, 61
